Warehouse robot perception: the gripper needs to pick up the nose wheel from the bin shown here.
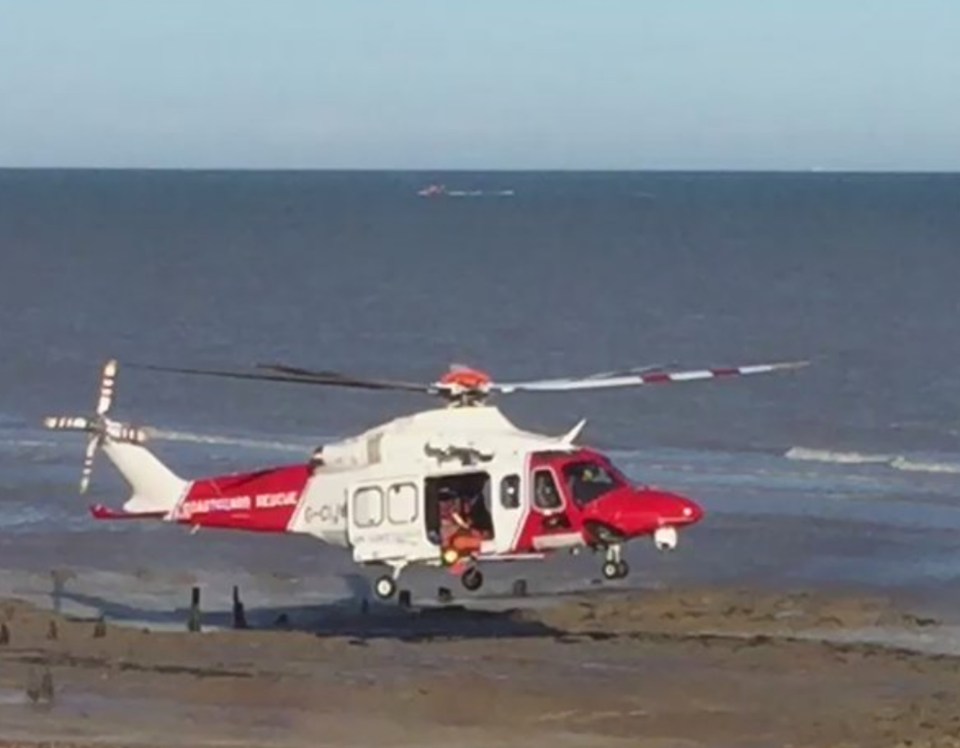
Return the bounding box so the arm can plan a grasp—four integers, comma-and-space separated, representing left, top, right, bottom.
374, 575, 397, 600
601, 545, 629, 580
602, 560, 629, 580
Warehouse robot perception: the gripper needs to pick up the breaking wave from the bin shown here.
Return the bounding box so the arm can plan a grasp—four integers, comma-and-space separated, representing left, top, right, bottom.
785, 447, 960, 475
784, 447, 894, 465
889, 457, 960, 475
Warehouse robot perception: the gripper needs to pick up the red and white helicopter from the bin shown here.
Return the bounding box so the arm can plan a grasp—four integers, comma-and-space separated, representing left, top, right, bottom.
44, 357, 806, 600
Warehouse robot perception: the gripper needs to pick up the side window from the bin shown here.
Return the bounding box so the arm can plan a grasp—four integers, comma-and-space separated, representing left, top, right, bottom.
352, 486, 383, 527
533, 469, 563, 511
387, 482, 418, 524
500, 474, 520, 509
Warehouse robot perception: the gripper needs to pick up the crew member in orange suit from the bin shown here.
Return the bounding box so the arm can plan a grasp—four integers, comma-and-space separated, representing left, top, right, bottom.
439, 490, 484, 559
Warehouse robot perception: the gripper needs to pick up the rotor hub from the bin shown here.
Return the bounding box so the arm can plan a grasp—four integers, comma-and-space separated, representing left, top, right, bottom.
437, 367, 492, 405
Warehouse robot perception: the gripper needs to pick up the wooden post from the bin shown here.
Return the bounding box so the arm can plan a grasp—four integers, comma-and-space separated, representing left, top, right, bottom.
232, 585, 247, 629
0, 622, 9, 645
26, 668, 55, 704
93, 616, 106, 638
39, 670, 54, 702
187, 586, 201, 632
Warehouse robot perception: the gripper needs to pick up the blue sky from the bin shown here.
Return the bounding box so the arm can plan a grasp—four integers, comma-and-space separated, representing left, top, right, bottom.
1, 0, 958, 170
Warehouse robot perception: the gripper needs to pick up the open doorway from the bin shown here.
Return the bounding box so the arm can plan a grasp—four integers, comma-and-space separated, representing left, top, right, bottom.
424, 471, 494, 546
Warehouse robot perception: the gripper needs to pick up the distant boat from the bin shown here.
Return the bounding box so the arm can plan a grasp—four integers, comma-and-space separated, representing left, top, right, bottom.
417, 184, 514, 198
417, 184, 446, 197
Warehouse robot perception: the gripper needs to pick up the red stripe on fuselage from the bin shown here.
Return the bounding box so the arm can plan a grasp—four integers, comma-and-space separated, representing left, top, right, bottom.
173, 464, 310, 532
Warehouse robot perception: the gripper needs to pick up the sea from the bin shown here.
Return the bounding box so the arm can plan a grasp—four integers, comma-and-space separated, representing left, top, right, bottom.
1, 169, 959, 625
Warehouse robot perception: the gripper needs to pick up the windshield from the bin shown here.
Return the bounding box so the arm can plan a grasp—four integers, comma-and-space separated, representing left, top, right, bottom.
561, 460, 625, 505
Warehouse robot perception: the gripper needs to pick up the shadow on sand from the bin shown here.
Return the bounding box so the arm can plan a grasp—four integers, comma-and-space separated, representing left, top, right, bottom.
49, 574, 565, 642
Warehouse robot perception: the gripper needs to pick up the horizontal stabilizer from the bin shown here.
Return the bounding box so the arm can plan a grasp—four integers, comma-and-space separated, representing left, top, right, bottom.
90, 504, 168, 520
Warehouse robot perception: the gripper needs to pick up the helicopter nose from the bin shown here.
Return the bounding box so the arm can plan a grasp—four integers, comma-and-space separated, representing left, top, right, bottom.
584, 489, 704, 540
670, 494, 704, 525
634, 489, 704, 531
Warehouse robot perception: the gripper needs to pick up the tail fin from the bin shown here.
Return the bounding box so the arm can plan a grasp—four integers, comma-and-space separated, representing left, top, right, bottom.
44, 359, 187, 516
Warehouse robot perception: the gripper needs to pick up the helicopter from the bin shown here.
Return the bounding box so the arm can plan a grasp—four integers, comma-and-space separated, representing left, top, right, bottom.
43, 357, 806, 600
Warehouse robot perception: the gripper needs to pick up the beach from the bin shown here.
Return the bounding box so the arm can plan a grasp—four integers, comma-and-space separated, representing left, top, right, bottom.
2, 577, 960, 748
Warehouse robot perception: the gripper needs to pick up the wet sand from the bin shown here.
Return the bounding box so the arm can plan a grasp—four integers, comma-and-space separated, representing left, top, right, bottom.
2, 583, 960, 748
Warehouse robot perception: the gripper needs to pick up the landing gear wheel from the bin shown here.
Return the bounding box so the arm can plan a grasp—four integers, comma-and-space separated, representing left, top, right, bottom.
461, 567, 483, 592
374, 575, 397, 600
616, 560, 629, 579
602, 561, 621, 580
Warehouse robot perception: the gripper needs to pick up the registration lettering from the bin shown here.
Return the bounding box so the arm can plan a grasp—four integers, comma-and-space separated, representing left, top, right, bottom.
305, 503, 347, 525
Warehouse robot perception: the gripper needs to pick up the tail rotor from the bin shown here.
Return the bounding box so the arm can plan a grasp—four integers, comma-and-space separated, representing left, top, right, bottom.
96, 358, 117, 418
44, 359, 147, 494
79, 427, 98, 494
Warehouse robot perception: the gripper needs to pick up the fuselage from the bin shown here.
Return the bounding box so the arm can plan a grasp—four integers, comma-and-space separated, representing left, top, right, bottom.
152, 405, 704, 568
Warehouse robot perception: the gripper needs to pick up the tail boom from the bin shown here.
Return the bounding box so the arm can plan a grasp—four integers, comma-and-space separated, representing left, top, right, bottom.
86, 459, 313, 533
167, 464, 311, 532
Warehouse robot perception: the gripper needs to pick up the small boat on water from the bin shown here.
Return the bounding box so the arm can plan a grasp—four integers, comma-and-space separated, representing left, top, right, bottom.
417, 184, 514, 198
418, 184, 446, 197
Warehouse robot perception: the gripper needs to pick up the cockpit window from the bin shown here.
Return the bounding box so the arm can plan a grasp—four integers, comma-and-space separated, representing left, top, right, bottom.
533, 469, 563, 510
562, 460, 624, 505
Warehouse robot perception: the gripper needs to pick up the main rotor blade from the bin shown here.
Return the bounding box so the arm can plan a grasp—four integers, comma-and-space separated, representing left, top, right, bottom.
582, 362, 678, 380
256, 364, 352, 379
127, 362, 435, 393
491, 360, 809, 393
255, 363, 431, 392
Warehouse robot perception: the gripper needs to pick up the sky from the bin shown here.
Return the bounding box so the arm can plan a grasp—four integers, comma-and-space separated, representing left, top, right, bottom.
1, 0, 959, 170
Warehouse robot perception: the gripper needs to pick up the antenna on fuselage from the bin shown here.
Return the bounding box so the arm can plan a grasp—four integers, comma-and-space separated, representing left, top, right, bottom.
560, 419, 587, 445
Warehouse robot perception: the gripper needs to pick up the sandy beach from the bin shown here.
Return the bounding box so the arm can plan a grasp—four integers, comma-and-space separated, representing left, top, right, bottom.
2, 581, 959, 748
